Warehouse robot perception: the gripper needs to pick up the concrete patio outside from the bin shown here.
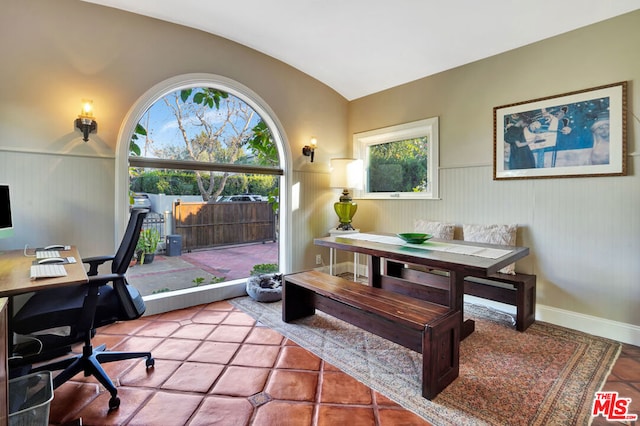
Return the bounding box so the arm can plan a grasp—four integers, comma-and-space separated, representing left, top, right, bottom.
128, 241, 278, 296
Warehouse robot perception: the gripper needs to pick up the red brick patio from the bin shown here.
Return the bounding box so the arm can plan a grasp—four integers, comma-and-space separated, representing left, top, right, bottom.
128, 242, 279, 296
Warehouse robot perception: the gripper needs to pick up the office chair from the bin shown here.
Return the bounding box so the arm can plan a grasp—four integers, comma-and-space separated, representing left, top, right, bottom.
12, 208, 155, 410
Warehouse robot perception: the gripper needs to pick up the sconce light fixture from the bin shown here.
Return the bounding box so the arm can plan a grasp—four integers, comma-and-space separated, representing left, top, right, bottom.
302, 137, 317, 162
74, 100, 97, 142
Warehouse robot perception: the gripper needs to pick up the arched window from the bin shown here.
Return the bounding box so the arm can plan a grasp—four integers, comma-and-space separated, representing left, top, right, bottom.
116, 74, 291, 305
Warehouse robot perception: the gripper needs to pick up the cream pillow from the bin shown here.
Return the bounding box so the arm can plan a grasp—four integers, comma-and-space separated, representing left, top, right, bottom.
413, 220, 455, 240
463, 224, 517, 274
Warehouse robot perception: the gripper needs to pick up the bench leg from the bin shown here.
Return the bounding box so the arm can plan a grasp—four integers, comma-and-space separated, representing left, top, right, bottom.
516, 275, 536, 332
282, 279, 316, 322
421, 310, 461, 399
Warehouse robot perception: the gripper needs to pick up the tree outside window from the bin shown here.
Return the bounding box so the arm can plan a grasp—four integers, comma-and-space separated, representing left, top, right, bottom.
129, 87, 280, 205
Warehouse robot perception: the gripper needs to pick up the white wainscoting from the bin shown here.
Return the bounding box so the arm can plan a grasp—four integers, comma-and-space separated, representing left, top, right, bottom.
0, 149, 115, 256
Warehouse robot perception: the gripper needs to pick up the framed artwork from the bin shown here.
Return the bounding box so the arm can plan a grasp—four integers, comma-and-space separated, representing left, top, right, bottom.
494, 81, 627, 180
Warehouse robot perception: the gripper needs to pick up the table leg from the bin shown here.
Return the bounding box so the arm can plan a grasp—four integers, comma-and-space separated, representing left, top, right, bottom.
329, 248, 334, 275
450, 269, 474, 339
368, 256, 382, 288
353, 253, 357, 281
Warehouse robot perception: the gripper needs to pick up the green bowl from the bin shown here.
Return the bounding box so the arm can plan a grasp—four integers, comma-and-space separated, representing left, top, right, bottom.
397, 233, 432, 244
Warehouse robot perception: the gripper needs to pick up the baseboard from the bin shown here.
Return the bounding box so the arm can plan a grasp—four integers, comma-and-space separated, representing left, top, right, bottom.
535, 303, 640, 347
463, 295, 640, 347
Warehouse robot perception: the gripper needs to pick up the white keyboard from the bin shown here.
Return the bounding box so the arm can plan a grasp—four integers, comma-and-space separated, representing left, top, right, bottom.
36, 250, 61, 258
30, 264, 67, 280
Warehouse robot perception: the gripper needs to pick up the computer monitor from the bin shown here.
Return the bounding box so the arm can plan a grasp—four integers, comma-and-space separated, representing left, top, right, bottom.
0, 184, 13, 239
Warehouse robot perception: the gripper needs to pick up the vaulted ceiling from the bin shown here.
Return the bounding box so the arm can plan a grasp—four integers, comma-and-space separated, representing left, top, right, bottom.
83, 0, 639, 100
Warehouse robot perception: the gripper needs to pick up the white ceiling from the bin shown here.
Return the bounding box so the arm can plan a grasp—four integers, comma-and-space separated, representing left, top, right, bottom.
83, 0, 639, 100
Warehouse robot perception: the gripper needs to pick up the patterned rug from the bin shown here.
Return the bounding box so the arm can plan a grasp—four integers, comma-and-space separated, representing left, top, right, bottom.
230, 297, 621, 426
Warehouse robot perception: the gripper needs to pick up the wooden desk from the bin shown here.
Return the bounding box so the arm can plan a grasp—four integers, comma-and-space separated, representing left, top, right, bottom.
0, 247, 88, 424
314, 234, 529, 340
0, 247, 88, 297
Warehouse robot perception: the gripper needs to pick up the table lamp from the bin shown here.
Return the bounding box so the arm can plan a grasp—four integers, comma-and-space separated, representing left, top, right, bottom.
329, 158, 363, 230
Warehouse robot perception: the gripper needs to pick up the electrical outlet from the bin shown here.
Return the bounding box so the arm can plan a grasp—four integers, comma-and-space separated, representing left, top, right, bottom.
315, 254, 322, 265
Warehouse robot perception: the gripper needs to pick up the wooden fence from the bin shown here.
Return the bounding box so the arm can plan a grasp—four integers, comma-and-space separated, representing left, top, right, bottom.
173, 201, 276, 251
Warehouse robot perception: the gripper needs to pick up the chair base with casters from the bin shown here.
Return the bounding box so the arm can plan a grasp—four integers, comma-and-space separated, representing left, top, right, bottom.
12, 281, 155, 410
28, 339, 154, 410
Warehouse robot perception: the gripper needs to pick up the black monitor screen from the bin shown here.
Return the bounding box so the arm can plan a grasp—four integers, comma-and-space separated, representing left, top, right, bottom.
0, 185, 12, 231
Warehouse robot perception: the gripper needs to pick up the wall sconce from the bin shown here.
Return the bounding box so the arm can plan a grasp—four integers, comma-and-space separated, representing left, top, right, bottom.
74, 100, 97, 142
302, 137, 317, 162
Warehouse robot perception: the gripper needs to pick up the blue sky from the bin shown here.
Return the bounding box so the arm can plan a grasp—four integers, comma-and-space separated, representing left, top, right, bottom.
137, 90, 262, 158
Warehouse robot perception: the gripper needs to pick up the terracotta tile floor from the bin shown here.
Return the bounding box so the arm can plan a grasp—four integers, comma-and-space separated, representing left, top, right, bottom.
47, 300, 429, 425
45, 300, 640, 426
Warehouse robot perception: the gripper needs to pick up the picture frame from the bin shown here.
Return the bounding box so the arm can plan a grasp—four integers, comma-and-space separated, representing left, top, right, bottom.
493, 81, 627, 180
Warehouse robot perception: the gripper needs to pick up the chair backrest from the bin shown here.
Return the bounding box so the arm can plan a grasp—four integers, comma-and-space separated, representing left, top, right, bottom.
112, 208, 149, 274
110, 208, 149, 320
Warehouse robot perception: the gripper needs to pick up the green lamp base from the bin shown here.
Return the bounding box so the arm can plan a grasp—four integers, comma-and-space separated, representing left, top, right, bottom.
334, 201, 358, 231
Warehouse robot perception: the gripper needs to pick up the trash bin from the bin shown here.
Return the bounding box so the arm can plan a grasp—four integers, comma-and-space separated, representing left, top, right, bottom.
166, 234, 182, 256
8, 371, 53, 426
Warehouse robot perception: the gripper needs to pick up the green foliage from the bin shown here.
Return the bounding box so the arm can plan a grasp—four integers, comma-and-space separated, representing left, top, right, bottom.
371, 137, 427, 160
129, 123, 146, 156
154, 275, 226, 294
246, 121, 279, 167
267, 187, 279, 213
245, 174, 276, 195
130, 170, 277, 199
245, 120, 280, 212
130, 171, 198, 195
368, 137, 429, 193
250, 263, 279, 276
181, 88, 229, 109
192, 276, 225, 286
136, 228, 161, 265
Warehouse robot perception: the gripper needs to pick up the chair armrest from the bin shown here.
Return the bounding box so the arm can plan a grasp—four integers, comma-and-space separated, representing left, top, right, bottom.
83, 255, 115, 276
87, 273, 123, 286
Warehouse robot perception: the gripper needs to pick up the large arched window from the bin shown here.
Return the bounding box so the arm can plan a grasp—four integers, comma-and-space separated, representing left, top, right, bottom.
115, 74, 291, 307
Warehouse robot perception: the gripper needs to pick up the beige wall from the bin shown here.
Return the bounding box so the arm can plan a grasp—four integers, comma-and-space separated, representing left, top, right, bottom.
348, 11, 640, 333
0, 0, 346, 266
1, 1, 639, 342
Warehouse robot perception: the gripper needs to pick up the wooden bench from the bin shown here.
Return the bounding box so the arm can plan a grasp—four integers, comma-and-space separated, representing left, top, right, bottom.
464, 272, 536, 332
385, 261, 536, 332
282, 270, 460, 399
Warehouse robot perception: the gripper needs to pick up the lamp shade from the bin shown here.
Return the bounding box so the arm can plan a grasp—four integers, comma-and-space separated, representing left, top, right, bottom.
329, 158, 363, 190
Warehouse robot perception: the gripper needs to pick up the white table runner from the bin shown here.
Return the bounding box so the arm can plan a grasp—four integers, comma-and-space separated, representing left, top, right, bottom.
338, 233, 512, 259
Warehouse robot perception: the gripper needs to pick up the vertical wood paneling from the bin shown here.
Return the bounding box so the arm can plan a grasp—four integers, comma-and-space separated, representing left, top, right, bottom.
317, 158, 640, 326
0, 151, 114, 257
291, 170, 335, 272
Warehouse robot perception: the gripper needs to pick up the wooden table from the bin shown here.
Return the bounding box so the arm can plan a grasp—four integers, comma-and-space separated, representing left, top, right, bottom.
0, 247, 88, 423
0, 247, 88, 297
314, 234, 529, 339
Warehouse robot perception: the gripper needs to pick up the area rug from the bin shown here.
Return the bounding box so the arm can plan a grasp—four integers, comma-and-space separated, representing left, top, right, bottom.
229, 297, 621, 426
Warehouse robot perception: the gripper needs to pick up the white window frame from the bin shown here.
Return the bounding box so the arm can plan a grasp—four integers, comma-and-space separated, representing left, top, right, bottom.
115, 73, 292, 315
353, 117, 439, 200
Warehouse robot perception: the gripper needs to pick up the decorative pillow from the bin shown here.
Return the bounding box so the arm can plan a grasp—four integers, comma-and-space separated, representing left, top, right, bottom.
463, 224, 517, 274
413, 220, 455, 240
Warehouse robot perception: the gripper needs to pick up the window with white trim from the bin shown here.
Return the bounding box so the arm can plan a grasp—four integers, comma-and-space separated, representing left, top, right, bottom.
353, 117, 439, 199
